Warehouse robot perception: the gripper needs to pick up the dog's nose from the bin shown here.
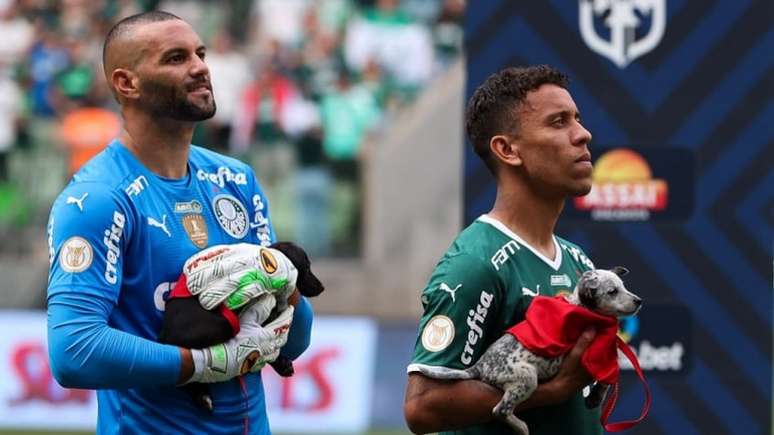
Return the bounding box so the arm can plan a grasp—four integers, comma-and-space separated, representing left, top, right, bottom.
634, 297, 642, 307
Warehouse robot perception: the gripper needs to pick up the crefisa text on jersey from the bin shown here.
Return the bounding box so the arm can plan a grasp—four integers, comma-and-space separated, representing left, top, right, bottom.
197, 167, 247, 188
461, 290, 494, 365
103, 211, 126, 284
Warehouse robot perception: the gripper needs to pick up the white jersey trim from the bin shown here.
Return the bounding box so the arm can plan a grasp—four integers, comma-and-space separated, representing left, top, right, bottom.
407, 363, 457, 374
477, 214, 563, 271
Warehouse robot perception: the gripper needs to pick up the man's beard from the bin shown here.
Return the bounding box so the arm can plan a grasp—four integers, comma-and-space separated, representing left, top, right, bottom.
140, 77, 216, 122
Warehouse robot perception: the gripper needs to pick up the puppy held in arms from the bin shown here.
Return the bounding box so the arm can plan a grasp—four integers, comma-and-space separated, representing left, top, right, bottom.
416, 267, 651, 435
158, 241, 324, 413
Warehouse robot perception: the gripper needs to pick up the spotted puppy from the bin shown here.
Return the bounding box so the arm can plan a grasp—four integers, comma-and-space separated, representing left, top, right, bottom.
415, 267, 641, 435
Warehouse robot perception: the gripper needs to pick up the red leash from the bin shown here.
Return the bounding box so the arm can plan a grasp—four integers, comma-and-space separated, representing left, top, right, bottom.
601, 337, 652, 431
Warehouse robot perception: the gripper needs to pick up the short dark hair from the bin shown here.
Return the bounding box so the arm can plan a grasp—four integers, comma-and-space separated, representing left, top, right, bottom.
102, 10, 182, 72
465, 65, 569, 173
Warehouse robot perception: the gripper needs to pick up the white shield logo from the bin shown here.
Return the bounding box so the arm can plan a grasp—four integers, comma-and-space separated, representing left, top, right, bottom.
579, 0, 666, 68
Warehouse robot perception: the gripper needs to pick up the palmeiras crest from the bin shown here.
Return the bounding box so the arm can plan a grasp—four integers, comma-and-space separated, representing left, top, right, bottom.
579, 0, 666, 68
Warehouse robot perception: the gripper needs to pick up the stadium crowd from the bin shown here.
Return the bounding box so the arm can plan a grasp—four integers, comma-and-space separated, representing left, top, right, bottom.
0, 0, 463, 256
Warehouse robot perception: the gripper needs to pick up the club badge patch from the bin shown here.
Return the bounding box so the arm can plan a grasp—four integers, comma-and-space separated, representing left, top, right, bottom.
60, 236, 93, 273
182, 214, 209, 249
213, 194, 249, 239
421, 315, 455, 352
260, 249, 278, 274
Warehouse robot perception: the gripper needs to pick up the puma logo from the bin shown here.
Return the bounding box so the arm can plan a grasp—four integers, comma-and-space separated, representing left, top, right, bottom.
66, 193, 89, 212
439, 282, 462, 302
148, 215, 171, 237
521, 285, 540, 297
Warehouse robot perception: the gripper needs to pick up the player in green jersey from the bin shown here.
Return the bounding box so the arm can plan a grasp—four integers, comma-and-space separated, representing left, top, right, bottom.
404, 65, 600, 435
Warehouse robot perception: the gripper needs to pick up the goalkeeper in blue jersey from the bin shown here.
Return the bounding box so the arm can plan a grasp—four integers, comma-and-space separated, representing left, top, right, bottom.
45, 11, 314, 434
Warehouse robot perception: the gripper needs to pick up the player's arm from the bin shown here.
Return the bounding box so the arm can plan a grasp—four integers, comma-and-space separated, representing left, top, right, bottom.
246, 170, 314, 361
278, 294, 312, 360
46, 183, 189, 388
402, 253, 595, 433
404, 330, 596, 434
48, 291, 190, 388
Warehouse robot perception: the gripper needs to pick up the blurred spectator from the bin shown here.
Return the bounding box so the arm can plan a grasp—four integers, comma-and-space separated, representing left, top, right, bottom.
202, 30, 250, 152
293, 127, 332, 257
320, 70, 381, 253
231, 62, 298, 155
0, 67, 22, 181
0, 0, 464, 257
25, 27, 70, 117
344, 0, 434, 94
50, 40, 101, 114
293, 7, 342, 100
433, 0, 464, 67
320, 70, 380, 162
251, 0, 311, 49
0, 3, 34, 67
59, 107, 120, 175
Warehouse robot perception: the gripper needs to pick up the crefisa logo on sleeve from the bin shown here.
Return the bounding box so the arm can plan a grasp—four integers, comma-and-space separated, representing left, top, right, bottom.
568, 147, 694, 222
103, 211, 126, 284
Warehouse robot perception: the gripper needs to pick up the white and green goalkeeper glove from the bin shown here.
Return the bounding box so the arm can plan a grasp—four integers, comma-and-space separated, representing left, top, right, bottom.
183, 243, 298, 311
187, 298, 294, 383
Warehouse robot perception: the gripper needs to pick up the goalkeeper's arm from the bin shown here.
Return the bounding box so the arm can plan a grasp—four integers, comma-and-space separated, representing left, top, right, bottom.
47, 290, 190, 389
278, 295, 313, 360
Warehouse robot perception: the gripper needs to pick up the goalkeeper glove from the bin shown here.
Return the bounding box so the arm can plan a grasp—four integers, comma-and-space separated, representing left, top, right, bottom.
186, 298, 294, 383
183, 243, 298, 311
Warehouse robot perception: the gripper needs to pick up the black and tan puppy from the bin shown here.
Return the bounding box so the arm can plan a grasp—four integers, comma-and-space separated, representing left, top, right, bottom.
158, 241, 324, 412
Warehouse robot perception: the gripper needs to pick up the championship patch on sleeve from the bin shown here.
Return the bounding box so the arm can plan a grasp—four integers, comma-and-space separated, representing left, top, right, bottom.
421, 315, 455, 352
59, 236, 93, 273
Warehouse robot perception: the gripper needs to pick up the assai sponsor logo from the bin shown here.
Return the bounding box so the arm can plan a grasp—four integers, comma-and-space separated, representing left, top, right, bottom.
569, 147, 693, 221
197, 167, 247, 188
617, 304, 690, 375
461, 291, 494, 365
575, 148, 667, 220
103, 211, 126, 284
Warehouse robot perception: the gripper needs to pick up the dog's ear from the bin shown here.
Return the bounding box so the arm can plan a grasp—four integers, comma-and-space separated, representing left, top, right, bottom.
578, 272, 600, 309
611, 266, 629, 277
270, 241, 325, 297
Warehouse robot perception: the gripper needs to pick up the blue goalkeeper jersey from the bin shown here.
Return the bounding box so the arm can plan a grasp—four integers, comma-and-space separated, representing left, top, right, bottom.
46, 140, 313, 434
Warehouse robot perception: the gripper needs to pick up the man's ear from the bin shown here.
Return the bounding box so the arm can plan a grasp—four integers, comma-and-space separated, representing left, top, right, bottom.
112, 68, 139, 100
489, 135, 522, 168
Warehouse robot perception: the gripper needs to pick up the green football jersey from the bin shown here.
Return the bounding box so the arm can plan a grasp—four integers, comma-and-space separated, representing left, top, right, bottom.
408, 215, 601, 435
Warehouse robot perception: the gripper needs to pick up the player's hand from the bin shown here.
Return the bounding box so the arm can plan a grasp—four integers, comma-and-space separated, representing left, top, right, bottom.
183, 243, 298, 311
548, 328, 596, 402
186, 298, 294, 383
243, 297, 295, 372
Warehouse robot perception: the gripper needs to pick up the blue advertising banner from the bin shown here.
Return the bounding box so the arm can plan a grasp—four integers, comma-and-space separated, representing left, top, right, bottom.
464, 1, 772, 434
